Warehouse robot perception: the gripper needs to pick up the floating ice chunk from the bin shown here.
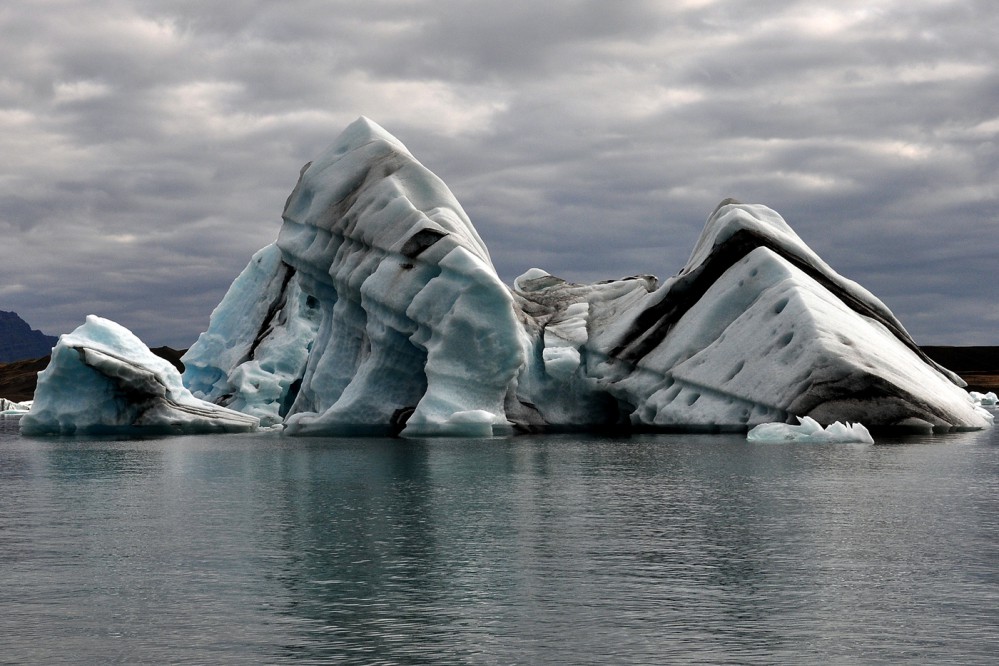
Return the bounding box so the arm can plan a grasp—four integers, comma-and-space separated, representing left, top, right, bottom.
747, 416, 874, 444
1, 398, 31, 416
21, 316, 258, 435
967, 391, 997, 426
970, 391, 998, 407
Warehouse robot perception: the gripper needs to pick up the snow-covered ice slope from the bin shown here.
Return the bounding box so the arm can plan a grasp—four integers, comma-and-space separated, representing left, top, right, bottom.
179, 119, 988, 435
21, 316, 258, 435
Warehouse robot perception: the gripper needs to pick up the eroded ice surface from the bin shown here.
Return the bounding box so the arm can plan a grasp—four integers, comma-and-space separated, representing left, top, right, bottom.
21, 316, 258, 435
179, 118, 990, 435
183, 117, 524, 437
25, 118, 992, 437
573, 203, 987, 432
747, 416, 875, 444
182, 244, 321, 427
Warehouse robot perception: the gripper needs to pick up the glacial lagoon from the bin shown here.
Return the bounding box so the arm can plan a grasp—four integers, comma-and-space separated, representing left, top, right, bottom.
2, 416, 998, 664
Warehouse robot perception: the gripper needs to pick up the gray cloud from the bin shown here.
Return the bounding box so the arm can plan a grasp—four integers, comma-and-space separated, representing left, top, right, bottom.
1, 0, 996, 347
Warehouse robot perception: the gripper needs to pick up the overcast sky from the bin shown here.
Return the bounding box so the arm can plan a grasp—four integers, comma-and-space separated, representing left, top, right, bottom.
1, 0, 996, 348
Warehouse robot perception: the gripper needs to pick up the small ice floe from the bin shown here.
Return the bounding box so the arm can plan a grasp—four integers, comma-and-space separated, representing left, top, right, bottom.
20, 315, 259, 436
1, 398, 32, 416
747, 415, 874, 444
969, 391, 998, 407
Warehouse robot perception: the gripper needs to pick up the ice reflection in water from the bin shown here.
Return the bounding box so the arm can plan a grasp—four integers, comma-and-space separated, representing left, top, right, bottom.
2, 419, 998, 664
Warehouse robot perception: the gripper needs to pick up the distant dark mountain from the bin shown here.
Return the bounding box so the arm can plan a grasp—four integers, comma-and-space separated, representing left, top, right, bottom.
0, 311, 58, 363
0, 355, 50, 402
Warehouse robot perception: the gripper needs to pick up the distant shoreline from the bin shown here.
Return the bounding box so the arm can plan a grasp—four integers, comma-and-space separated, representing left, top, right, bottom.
0, 347, 186, 403
2, 346, 996, 404
920, 346, 999, 393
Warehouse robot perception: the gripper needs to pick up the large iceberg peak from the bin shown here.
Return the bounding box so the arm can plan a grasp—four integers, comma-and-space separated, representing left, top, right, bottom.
719, 200, 960, 385
331, 115, 415, 159
605, 199, 960, 383
279, 116, 492, 268
186, 117, 525, 436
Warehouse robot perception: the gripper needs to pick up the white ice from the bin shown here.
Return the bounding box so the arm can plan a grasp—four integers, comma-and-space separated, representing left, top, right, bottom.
747, 416, 875, 444
0, 398, 31, 416
970, 391, 998, 407
21, 316, 258, 435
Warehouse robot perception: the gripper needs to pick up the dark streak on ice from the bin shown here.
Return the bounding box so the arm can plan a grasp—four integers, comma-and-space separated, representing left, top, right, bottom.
400, 228, 448, 258
794, 373, 960, 428
390, 406, 416, 435
246, 263, 296, 362
280, 378, 302, 419
609, 227, 951, 380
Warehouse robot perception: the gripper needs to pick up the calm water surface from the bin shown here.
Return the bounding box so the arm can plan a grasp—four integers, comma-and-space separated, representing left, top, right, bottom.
2, 416, 998, 664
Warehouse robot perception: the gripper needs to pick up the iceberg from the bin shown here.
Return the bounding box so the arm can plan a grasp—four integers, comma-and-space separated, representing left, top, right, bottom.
23, 118, 993, 437
178, 117, 986, 436
183, 118, 525, 437
747, 416, 874, 444
21, 316, 259, 435
1, 398, 31, 416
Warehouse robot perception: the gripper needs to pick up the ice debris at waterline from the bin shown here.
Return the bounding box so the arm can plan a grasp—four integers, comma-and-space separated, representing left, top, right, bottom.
747, 416, 875, 444
25, 117, 994, 437
970, 391, 998, 407
20, 316, 258, 435
1, 398, 31, 416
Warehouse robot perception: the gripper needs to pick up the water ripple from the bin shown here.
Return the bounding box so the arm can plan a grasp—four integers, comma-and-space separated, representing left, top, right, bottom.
2, 429, 998, 663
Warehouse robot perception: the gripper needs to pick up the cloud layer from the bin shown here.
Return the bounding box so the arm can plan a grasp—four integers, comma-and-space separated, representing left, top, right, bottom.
1, 0, 996, 346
